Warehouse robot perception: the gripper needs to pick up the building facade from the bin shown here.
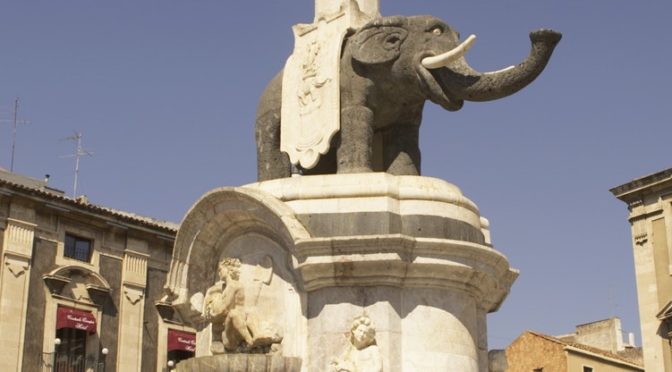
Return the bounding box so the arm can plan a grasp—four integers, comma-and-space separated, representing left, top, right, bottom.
0, 169, 194, 372
611, 168, 672, 372
504, 330, 643, 372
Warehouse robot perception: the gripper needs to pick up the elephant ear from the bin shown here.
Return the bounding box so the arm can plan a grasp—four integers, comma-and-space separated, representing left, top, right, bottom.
351, 26, 408, 65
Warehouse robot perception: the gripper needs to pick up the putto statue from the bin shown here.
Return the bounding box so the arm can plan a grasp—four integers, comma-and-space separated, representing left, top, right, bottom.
202, 257, 282, 354
330, 316, 383, 372
256, 3, 561, 180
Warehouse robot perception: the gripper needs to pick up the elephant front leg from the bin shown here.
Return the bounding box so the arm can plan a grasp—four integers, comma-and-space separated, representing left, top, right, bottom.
337, 106, 374, 173
383, 123, 421, 176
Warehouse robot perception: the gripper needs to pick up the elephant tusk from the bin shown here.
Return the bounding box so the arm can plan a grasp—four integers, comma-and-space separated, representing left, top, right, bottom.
484, 65, 515, 76
421, 34, 477, 69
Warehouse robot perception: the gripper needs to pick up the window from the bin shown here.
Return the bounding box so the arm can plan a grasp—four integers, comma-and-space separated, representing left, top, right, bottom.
64, 234, 92, 262
533, 368, 543, 372
54, 327, 87, 372
583, 367, 593, 372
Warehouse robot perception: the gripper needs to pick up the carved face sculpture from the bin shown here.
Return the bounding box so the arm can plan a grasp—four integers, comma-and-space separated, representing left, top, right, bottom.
217, 257, 241, 282
352, 324, 373, 349
218, 263, 229, 281
350, 317, 376, 350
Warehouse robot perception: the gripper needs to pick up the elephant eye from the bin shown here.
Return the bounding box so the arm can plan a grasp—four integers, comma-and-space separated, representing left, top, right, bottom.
431, 27, 443, 36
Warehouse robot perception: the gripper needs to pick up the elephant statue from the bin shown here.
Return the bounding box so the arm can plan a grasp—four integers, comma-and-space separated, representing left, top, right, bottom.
256, 15, 561, 181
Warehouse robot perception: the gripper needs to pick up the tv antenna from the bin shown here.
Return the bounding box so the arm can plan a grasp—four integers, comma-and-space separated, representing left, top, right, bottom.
0, 97, 30, 171
61, 132, 93, 197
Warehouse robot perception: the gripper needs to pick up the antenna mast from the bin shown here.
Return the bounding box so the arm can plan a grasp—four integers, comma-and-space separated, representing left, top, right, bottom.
0, 97, 29, 172
62, 132, 93, 197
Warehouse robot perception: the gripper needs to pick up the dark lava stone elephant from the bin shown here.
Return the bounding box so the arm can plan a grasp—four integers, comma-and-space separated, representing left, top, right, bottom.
256, 15, 561, 181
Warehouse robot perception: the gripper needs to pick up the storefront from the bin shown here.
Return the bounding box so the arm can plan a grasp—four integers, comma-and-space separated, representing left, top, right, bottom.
166, 329, 196, 369
54, 306, 97, 372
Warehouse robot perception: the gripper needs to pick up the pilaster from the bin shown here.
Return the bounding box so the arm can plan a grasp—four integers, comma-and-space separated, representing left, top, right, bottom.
117, 238, 149, 372
0, 217, 36, 372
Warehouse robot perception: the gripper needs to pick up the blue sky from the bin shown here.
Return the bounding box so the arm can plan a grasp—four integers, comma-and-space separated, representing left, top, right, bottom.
1, 1, 670, 349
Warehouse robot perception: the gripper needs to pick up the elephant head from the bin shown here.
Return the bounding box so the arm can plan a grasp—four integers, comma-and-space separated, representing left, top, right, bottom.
255, 15, 561, 181
346, 16, 562, 111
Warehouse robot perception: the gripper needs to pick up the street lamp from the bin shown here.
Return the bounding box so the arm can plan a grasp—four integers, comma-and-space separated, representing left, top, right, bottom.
167, 360, 175, 370
99, 347, 109, 372
52, 338, 61, 372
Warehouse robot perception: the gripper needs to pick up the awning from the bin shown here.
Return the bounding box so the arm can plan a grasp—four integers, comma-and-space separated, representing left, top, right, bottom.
168, 329, 196, 352
56, 306, 97, 334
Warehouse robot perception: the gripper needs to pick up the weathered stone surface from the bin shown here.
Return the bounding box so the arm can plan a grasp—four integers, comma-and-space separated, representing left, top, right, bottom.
175, 354, 302, 372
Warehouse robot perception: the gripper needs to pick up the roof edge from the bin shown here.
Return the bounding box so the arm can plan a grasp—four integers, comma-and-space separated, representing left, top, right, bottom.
610, 167, 672, 200
0, 177, 178, 233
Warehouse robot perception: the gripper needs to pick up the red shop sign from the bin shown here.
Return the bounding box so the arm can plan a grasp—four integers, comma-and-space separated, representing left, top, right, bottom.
56, 306, 97, 334
167, 329, 196, 352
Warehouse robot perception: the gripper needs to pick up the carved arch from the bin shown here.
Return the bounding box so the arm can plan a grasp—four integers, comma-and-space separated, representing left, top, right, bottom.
161, 187, 310, 309
43, 265, 112, 304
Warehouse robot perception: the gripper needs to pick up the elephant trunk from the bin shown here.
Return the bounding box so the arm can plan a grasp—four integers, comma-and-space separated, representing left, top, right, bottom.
434, 29, 561, 102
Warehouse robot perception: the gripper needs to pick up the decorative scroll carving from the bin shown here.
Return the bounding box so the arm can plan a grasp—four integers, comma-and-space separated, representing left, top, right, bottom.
298, 41, 331, 115
281, 16, 345, 170
202, 257, 282, 354
280, 1, 377, 170
330, 315, 382, 372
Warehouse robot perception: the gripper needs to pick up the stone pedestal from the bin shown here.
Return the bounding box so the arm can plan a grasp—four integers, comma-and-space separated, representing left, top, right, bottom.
162, 174, 517, 372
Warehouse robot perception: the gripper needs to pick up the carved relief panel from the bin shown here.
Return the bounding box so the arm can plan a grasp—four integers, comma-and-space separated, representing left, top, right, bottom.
192, 233, 305, 358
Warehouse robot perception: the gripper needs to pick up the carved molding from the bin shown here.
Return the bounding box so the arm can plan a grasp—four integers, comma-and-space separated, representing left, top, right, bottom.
122, 251, 148, 288
86, 283, 111, 305
294, 234, 517, 312
43, 274, 71, 294
155, 301, 175, 321
5, 258, 29, 278
124, 287, 145, 305
3, 218, 36, 257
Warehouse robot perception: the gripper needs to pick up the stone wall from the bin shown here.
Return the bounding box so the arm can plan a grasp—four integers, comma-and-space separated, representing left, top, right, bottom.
573, 318, 624, 353
505, 332, 566, 372
21, 238, 56, 372
100, 254, 122, 372
142, 265, 170, 372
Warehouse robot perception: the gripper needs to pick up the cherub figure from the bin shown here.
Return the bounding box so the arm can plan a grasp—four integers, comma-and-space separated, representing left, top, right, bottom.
202, 257, 281, 353
330, 315, 383, 372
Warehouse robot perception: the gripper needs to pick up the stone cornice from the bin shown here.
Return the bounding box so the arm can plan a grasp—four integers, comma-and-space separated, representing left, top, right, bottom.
610, 167, 672, 202
294, 234, 517, 312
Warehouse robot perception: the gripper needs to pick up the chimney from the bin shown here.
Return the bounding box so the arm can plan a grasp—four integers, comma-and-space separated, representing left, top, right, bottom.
627, 332, 636, 347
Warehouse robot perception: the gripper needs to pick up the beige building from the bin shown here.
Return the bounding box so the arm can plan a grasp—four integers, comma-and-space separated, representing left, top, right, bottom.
0, 168, 194, 371
504, 328, 643, 372
611, 168, 672, 371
